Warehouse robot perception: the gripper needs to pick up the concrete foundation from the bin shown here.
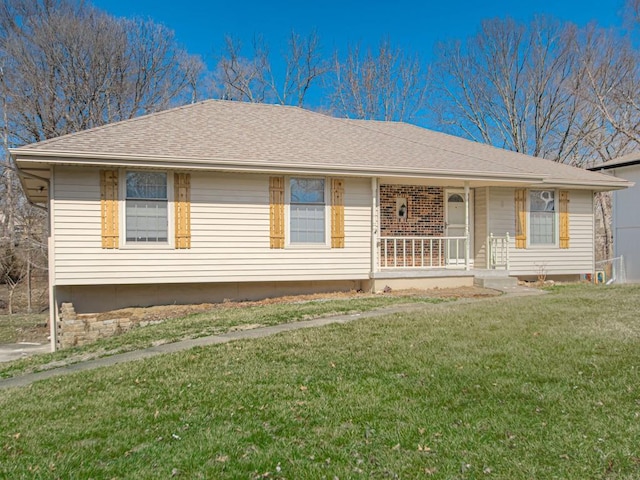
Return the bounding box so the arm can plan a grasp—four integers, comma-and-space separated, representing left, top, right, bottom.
366, 268, 475, 291
55, 280, 366, 314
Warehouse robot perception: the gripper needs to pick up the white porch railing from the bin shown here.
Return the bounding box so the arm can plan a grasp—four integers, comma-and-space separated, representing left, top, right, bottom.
487, 233, 510, 270
379, 236, 468, 268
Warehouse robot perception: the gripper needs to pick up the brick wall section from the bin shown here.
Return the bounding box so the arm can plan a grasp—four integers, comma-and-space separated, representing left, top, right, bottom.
58, 302, 133, 349
380, 184, 444, 236
379, 185, 445, 267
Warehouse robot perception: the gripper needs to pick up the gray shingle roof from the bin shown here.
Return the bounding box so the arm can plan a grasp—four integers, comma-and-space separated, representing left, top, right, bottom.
587, 152, 640, 171
12, 99, 628, 189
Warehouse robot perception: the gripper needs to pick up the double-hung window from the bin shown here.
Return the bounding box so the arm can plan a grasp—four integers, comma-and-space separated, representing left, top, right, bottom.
529, 190, 555, 245
125, 171, 168, 243
290, 177, 326, 244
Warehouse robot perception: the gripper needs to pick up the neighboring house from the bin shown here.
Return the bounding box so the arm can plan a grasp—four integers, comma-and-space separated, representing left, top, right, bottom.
588, 154, 640, 282
11, 100, 629, 347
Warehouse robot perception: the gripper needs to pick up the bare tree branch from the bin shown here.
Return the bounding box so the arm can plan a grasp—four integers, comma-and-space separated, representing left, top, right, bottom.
211, 30, 327, 107
327, 38, 430, 122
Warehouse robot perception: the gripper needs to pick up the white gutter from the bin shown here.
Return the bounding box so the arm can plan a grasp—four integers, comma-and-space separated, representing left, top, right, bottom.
11, 150, 551, 183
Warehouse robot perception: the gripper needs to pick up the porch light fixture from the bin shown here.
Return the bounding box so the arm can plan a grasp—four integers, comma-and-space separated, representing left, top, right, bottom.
396, 197, 408, 221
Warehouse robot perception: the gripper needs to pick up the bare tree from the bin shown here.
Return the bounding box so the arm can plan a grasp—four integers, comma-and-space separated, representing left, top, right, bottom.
574, 15, 640, 261
430, 16, 640, 261
577, 25, 640, 161
328, 38, 430, 122
0, 0, 205, 313
0, 0, 205, 144
430, 17, 602, 165
0, 203, 47, 314
212, 30, 327, 107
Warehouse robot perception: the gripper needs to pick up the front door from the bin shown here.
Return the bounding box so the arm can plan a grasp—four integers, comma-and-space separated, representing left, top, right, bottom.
445, 190, 472, 265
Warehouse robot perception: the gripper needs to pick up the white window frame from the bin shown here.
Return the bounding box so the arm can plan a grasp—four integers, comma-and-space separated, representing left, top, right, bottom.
120, 169, 174, 249
285, 176, 330, 248
528, 189, 558, 247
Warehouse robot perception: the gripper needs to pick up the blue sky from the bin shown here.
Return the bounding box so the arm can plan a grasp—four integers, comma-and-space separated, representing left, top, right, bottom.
92, 0, 627, 63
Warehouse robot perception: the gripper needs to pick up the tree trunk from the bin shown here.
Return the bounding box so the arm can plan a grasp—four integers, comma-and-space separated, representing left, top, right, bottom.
27, 250, 32, 313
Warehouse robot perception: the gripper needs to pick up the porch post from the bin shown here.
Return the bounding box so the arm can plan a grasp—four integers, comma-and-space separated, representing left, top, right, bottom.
371, 177, 379, 275
464, 182, 470, 271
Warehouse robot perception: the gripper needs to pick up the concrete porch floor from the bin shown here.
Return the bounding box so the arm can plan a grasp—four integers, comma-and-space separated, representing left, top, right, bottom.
370, 268, 517, 290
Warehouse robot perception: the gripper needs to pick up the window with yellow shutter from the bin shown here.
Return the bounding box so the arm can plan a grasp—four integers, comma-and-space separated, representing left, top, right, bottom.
269, 176, 345, 248
514, 188, 569, 249
102, 170, 191, 249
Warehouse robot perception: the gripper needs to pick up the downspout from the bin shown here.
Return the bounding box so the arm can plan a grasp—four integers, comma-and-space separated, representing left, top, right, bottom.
47, 166, 57, 351
464, 182, 470, 271
592, 191, 597, 282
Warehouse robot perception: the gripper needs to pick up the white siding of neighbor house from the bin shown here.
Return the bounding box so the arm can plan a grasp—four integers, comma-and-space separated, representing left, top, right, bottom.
53, 166, 372, 285
473, 187, 488, 268
487, 187, 594, 276
611, 164, 640, 282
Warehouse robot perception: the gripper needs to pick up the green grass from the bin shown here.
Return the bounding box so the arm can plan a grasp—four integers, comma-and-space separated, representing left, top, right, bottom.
0, 294, 447, 379
1, 284, 639, 479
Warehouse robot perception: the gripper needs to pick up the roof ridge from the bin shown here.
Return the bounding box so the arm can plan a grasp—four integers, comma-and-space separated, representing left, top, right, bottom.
11, 100, 627, 191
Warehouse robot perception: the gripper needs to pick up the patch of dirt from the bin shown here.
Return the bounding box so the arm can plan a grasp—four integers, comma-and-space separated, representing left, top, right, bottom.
16, 325, 49, 343
95, 286, 501, 324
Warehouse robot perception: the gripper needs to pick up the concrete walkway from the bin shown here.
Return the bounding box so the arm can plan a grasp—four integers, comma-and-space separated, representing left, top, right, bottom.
0, 342, 50, 364
0, 286, 543, 391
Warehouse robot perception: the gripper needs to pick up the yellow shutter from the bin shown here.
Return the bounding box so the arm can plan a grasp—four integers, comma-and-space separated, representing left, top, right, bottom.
174, 173, 191, 249
269, 176, 285, 249
515, 188, 527, 249
100, 170, 119, 249
331, 178, 345, 248
559, 190, 569, 249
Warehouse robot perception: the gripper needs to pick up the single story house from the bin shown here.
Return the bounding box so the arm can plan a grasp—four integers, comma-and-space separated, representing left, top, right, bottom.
589, 154, 640, 282
11, 100, 629, 348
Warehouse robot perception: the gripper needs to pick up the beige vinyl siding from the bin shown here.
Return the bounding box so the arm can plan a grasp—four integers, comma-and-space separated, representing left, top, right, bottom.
487, 187, 594, 275
53, 167, 372, 285
473, 187, 488, 268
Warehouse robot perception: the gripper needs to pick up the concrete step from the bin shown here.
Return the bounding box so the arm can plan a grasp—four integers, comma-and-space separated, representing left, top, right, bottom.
474, 276, 519, 289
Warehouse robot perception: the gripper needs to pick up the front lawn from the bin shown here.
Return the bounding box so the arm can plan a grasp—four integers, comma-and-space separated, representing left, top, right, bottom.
0, 292, 452, 379
0, 284, 639, 479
